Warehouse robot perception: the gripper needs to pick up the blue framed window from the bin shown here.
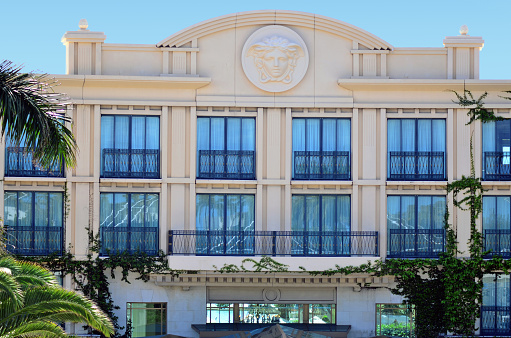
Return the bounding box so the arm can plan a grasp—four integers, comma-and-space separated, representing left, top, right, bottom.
482, 274, 511, 336
101, 115, 160, 178
99, 193, 159, 255
388, 119, 446, 181
195, 194, 255, 255
291, 195, 350, 255
483, 196, 511, 258
197, 117, 256, 180
483, 120, 511, 180
4, 191, 63, 256
387, 195, 446, 258
5, 138, 64, 178
292, 118, 350, 180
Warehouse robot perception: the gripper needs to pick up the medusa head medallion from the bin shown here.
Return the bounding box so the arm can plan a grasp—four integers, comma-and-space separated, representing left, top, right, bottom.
242, 25, 309, 92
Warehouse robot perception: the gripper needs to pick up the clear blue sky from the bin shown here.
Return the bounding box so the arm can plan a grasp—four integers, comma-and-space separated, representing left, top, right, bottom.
2, 0, 510, 79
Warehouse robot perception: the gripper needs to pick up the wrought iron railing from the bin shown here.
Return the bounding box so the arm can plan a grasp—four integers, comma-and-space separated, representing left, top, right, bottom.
100, 226, 159, 256
198, 150, 255, 180
480, 306, 511, 336
4, 225, 63, 256
388, 151, 445, 181
101, 148, 160, 178
483, 151, 511, 181
484, 229, 511, 258
293, 151, 350, 180
5, 147, 64, 177
168, 230, 378, 256
387, 229, 445, 258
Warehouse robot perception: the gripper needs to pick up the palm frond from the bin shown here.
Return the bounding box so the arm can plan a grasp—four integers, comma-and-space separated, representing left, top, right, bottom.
0, 60, 77, 167
1, 286, 113, 337
1, 320, 67, 338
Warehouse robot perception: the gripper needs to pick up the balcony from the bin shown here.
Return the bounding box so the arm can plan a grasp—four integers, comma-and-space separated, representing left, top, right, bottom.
5, 147, 64, 177
481, 306, 511, 336
483, 151, 511, 181
387, 229, 445, 258
484, 229, 511, 258
168, 230, 379, 257
388, 151, 445, 181
293, 151, 350, 180
101, 148, 160, 178
198, 150, 255, 180
5, 226, 63, 256
100, 226, 159, 256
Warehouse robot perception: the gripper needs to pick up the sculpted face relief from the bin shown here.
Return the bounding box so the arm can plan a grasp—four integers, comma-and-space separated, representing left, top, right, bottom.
247, 36, 304, 84
242, 26, 309, 92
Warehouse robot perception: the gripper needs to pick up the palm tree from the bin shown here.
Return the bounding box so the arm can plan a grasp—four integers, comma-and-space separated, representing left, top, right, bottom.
0, 60, 77, 168
0, 63, 111, 336
0, 255, 114, 337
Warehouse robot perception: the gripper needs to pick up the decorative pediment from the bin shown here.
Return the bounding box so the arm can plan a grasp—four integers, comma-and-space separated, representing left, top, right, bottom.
156, 10, 393, 51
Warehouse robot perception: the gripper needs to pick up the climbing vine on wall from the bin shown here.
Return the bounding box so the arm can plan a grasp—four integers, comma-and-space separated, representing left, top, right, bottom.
22, 226, 175, 338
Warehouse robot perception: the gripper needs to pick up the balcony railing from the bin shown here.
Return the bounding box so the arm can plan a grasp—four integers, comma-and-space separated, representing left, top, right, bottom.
100, 226, 159, 256
484, 229, 511, 258
480, 306, 511, 336
198, 150, 255, 180
101, 148, 160, 178
483, 151, 511, 181
388, 151, 445, 181
387, 229, 445, 258
293, 151, 350, 180
5, 225, 63, 256
5, 147, 64, 177
168, 230, 379, 256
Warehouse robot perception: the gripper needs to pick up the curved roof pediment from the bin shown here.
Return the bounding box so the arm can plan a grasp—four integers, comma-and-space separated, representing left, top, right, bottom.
157, 10, 393, 50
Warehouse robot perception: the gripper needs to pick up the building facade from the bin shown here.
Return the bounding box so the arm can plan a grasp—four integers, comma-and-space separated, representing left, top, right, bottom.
4, 10, 511, 337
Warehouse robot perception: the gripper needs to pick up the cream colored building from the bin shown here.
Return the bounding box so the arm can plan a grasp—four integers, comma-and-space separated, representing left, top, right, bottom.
4, 10, 511, 338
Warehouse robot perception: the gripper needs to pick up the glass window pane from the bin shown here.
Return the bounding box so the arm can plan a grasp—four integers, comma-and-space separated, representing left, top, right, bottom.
34, 192, 48, 227
4, 191, 17, 227
131, 194, 145, 228
145, 194, 159, 228
18, 192, 32, 227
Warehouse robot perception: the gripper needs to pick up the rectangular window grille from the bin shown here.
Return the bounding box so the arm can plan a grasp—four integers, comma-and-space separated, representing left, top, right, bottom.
292, 118, 351, 180
197, 117, 256, 180
101, 115, 160, 178
100, 193, 159, 256
387, 119, 446, 181
4, 191, 63, 256
387, 195, 446, 258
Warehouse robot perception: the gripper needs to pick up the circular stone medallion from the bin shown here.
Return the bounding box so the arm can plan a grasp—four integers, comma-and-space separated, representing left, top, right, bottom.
242, 25, 309, 93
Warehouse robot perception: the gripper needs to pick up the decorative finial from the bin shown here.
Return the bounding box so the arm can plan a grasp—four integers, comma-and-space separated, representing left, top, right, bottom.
79, 19, 88, 30
459, 25, 469, 35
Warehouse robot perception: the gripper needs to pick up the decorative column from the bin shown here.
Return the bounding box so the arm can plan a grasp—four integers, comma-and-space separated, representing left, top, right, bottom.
61, 19, 106, 75
443, 25, 484, 80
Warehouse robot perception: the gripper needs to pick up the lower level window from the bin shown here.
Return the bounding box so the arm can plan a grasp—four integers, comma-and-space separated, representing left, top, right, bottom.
4, 191, 63, 255
206, 303, 335, 324
376, 304, 415, 338
100, 193, 159, 255
127, 302, 166, 338
482, 274, 511, 336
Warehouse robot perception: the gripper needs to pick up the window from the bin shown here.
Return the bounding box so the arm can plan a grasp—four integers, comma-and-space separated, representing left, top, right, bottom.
376, 304, 415, 338
291, 195, 350, 256
388, 119, 446, 181
206, 303, 335, 324
387, 195, 445, 258
127, 302, 166, 338
483, 120, 511, 180
197, 117, 256, 179
481, 274, 511, 336
292, 118, 350, 180
99, 193, 159, 256
196, 194, 255, 255
101, 115, 160, 178
482, 196, 511, 258
4, 191, 63, 255
5, 138, 64, 177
